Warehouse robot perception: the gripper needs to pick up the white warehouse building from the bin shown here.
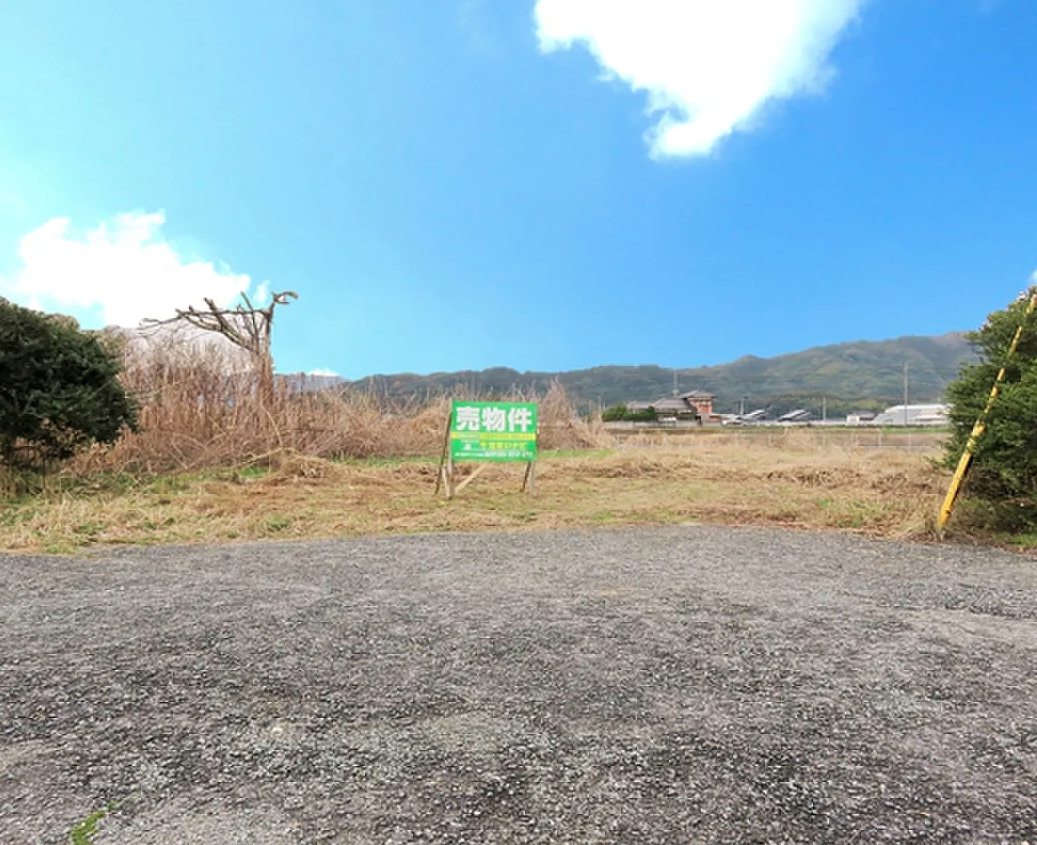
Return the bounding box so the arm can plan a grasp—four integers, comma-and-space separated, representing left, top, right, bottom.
871, 404, 949, 426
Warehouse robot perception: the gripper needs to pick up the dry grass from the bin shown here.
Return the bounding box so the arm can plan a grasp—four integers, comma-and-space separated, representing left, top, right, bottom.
0, 429, 950, 554
68, 339, 606, 474
0, 339, 953, 552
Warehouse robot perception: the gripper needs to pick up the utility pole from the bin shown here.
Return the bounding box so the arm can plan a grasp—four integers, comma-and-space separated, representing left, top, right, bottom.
822, 396, 827, 423
903, 362, 910, 426
672, 369, 678, 398
740, 396, 746, 416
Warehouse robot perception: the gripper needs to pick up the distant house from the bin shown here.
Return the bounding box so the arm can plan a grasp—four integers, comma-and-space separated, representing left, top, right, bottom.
627, 390, 715, 421
678, 391, 715, 417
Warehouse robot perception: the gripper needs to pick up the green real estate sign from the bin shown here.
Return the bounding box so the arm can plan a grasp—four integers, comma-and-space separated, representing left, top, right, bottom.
450, 401, 537, 462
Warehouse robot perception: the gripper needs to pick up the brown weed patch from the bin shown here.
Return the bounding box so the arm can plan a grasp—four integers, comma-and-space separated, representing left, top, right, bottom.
0, 430, 950, 553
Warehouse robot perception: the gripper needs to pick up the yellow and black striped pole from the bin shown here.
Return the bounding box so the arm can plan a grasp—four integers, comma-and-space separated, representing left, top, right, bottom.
938, 287, 1037, 530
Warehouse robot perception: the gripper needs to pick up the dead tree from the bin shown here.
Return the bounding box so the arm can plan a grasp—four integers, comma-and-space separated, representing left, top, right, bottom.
146, 291, 298, 405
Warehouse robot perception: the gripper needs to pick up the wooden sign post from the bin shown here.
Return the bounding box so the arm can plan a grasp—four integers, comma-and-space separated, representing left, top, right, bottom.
435, 400, 538, 498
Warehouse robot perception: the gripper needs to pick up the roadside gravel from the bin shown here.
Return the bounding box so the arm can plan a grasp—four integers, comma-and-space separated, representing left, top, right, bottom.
1, 526, 1036, 844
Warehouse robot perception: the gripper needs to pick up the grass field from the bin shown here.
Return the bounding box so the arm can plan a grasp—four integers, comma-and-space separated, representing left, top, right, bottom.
0, 428, 954, 554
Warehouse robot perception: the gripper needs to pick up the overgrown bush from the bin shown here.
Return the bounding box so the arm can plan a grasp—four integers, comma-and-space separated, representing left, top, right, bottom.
0, 299, 138, 470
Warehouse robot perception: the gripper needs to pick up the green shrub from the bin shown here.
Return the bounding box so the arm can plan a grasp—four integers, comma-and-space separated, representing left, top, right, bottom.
602, 403, 659, 422
0, 298, 138, 470
945, 287, 1037, 527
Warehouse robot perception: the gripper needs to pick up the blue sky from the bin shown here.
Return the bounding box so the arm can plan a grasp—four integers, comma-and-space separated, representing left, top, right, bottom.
0, 0, 1034, 379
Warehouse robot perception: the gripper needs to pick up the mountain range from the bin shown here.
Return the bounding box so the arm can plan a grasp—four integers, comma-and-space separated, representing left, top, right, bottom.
309, 333, 976, 417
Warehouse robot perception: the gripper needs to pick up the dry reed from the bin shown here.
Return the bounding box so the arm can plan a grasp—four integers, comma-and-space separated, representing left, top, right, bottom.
72, 339, 605, 474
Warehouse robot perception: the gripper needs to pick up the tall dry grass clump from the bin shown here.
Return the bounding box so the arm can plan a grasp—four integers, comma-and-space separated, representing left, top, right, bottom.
537, 382, 612, 451
74, 338, 602, 474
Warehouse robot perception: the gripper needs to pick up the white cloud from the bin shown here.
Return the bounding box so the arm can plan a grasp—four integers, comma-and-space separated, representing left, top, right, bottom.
534, 0, 865, 157
0, 210, 262, 327
306, 368, 339, 378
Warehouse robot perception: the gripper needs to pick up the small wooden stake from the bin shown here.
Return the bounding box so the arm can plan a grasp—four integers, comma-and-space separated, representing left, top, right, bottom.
522, 461, 536, 496
434, 412, 451, 497
445, 451, 455, 499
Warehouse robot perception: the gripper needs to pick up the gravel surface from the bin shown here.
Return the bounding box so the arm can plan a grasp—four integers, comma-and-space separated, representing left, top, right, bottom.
2, 525, 1036, 844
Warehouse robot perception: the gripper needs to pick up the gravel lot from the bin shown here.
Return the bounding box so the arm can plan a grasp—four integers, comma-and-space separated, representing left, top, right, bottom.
2, 526, 1036, 844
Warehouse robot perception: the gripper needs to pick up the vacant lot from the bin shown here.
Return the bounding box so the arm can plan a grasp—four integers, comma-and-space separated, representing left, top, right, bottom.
2, 525, 1035, 844
0, 429, 951, 553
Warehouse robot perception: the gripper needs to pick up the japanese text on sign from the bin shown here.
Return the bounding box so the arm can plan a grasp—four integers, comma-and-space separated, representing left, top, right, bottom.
450, 401, 537, 463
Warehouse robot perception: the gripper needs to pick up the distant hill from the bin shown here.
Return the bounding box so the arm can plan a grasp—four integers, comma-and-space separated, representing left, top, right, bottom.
323, 333, 976, 417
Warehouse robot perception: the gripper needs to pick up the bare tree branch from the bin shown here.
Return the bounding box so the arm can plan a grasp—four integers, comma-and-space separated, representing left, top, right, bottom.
143, 291, 298, 404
